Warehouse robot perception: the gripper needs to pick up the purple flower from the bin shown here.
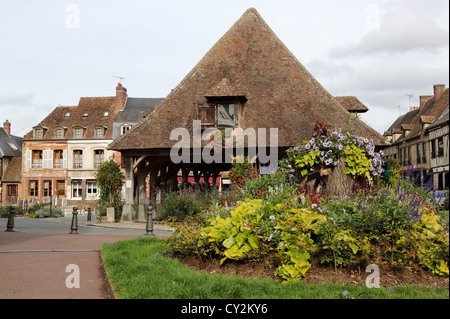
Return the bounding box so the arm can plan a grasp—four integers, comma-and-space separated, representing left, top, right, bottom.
268, 234, 273, 242
270, 215, 275, 221
325, 159, 333, 166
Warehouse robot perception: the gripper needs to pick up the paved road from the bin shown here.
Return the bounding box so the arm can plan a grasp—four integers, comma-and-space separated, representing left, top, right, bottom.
0, 216, 173, 299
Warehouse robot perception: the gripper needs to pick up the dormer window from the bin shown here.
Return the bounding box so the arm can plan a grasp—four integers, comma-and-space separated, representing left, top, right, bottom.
34, 129, 43, 139
83, 111, 89, 117
95, 127, 104, 138
64, 112, 71, 118
103, 111, 109, 117
55, 128, 66, 139
121, 124, 132, 135
73, 127, 85, 139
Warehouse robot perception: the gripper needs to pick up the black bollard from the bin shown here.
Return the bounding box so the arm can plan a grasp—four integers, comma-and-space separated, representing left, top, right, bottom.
5, 206, 15, 232
145, 205, 154, 235
87, 207, 92, 221
70, 206, 78, 234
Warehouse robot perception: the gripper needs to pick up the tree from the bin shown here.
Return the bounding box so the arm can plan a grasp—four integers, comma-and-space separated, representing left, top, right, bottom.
94, 161, 125, 221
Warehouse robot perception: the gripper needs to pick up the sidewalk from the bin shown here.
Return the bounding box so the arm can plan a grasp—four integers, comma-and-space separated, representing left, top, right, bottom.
0, 217, 174, 299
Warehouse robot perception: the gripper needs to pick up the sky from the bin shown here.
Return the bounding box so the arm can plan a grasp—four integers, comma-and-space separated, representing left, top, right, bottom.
0, 0, 448, 138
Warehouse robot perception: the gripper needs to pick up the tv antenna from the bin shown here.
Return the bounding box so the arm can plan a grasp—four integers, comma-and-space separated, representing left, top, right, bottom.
112, 75, 125, 83
406, 94, 413, 110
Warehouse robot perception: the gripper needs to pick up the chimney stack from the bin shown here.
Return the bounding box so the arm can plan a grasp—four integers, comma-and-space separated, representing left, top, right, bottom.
114, 83, 128, 112
3, 120, 11, 136
433, 84, 445, 98
419, 95, 432, 108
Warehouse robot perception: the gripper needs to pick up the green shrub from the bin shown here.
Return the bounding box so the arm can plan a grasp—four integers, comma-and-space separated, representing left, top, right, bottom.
34, 205, 64, 218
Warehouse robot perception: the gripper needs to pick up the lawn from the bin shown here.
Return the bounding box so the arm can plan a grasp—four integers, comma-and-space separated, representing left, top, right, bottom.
101, 236, 448, 299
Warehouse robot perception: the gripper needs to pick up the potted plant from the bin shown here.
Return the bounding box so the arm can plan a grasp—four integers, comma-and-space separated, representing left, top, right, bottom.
57, 188, 65, 199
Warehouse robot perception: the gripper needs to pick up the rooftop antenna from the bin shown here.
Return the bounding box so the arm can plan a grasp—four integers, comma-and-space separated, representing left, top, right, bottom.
406, 94, 413, 110
112, 75, 125, 84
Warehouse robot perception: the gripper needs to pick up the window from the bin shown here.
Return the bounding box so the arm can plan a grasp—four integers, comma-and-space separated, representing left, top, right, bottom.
438, 137, 444, 157
95, 128, 104, 138
121, 124, 132, 135
83, 111, 89, 117
64, 112, 71, 118
94, 150, 104, 168
217, 104, 235, 128
416, 144, 421, 164
54, 150, 64, 168
55, 128, 64, 138
34, 129, 43, 139
30, 180, 39, 197
407, 147, 411, 165
74, 128, 83, 139
422, 143, 427, 163
72, 181, 82, 199
32, 150, 43, 168
431, 139, 436, 158
7, 185, 18, 198
73, 150, 83, 168
43, 180, 52, 197
87, 181, 98, 195
103, 111, 109, 117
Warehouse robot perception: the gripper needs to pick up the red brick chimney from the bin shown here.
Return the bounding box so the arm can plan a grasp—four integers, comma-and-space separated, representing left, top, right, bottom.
433, 84, 445, 98
3, 120, 11, 136
419, 95, 432, 108
114, 83, 128, 112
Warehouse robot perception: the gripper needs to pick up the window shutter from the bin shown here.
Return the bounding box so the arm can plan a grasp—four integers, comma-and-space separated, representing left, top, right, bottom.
63, 150, 68, 168
198, 104, 216, 128
48, 150, 53, 169
26, 150, 32, 169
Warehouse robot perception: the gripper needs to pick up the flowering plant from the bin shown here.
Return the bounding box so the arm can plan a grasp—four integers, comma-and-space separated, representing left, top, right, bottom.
282, 123, 384, 181
228, 156, 257, 188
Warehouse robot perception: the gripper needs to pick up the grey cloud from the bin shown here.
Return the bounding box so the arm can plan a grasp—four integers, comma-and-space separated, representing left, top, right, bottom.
330, 5, 449, 57
0, 91, 34, 106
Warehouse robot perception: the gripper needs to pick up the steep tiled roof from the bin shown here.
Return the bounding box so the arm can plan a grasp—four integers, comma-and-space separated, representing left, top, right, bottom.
402, 88, 449, 142
1, 157, 22, 182
109, 8, 385, 151
335, 96, 369, 113
24, 96, 119, 140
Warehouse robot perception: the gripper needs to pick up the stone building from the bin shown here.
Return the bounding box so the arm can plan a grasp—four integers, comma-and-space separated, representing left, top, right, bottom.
108, 8, 386, 221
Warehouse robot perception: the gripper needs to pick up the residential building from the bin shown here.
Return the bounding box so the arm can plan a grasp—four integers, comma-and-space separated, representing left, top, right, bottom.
0, 120, 23, 205
426, 107, 449, 190
383, 84, 448, 187
22, 84, 128, 208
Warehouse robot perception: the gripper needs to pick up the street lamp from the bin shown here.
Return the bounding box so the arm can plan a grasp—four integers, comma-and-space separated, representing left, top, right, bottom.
49, 195, 53, 217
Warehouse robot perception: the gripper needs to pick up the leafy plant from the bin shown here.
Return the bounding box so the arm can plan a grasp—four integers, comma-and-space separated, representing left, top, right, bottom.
95, 161, 125, 221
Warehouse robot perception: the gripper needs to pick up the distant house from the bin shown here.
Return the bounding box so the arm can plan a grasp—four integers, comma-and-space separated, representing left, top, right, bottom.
22, 84, 127, 208
383, 84, 448, 188
0, 120, 23, 205
426, 107, 449, 190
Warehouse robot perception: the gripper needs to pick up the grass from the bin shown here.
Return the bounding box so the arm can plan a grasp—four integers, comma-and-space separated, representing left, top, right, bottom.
101, 236, 449, 299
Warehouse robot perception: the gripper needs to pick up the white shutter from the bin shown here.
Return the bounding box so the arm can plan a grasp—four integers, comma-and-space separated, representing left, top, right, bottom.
26, 150, 32, 169
43, 150, 49, 169
48, 150, 53, 169
63, 149, 68, 168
